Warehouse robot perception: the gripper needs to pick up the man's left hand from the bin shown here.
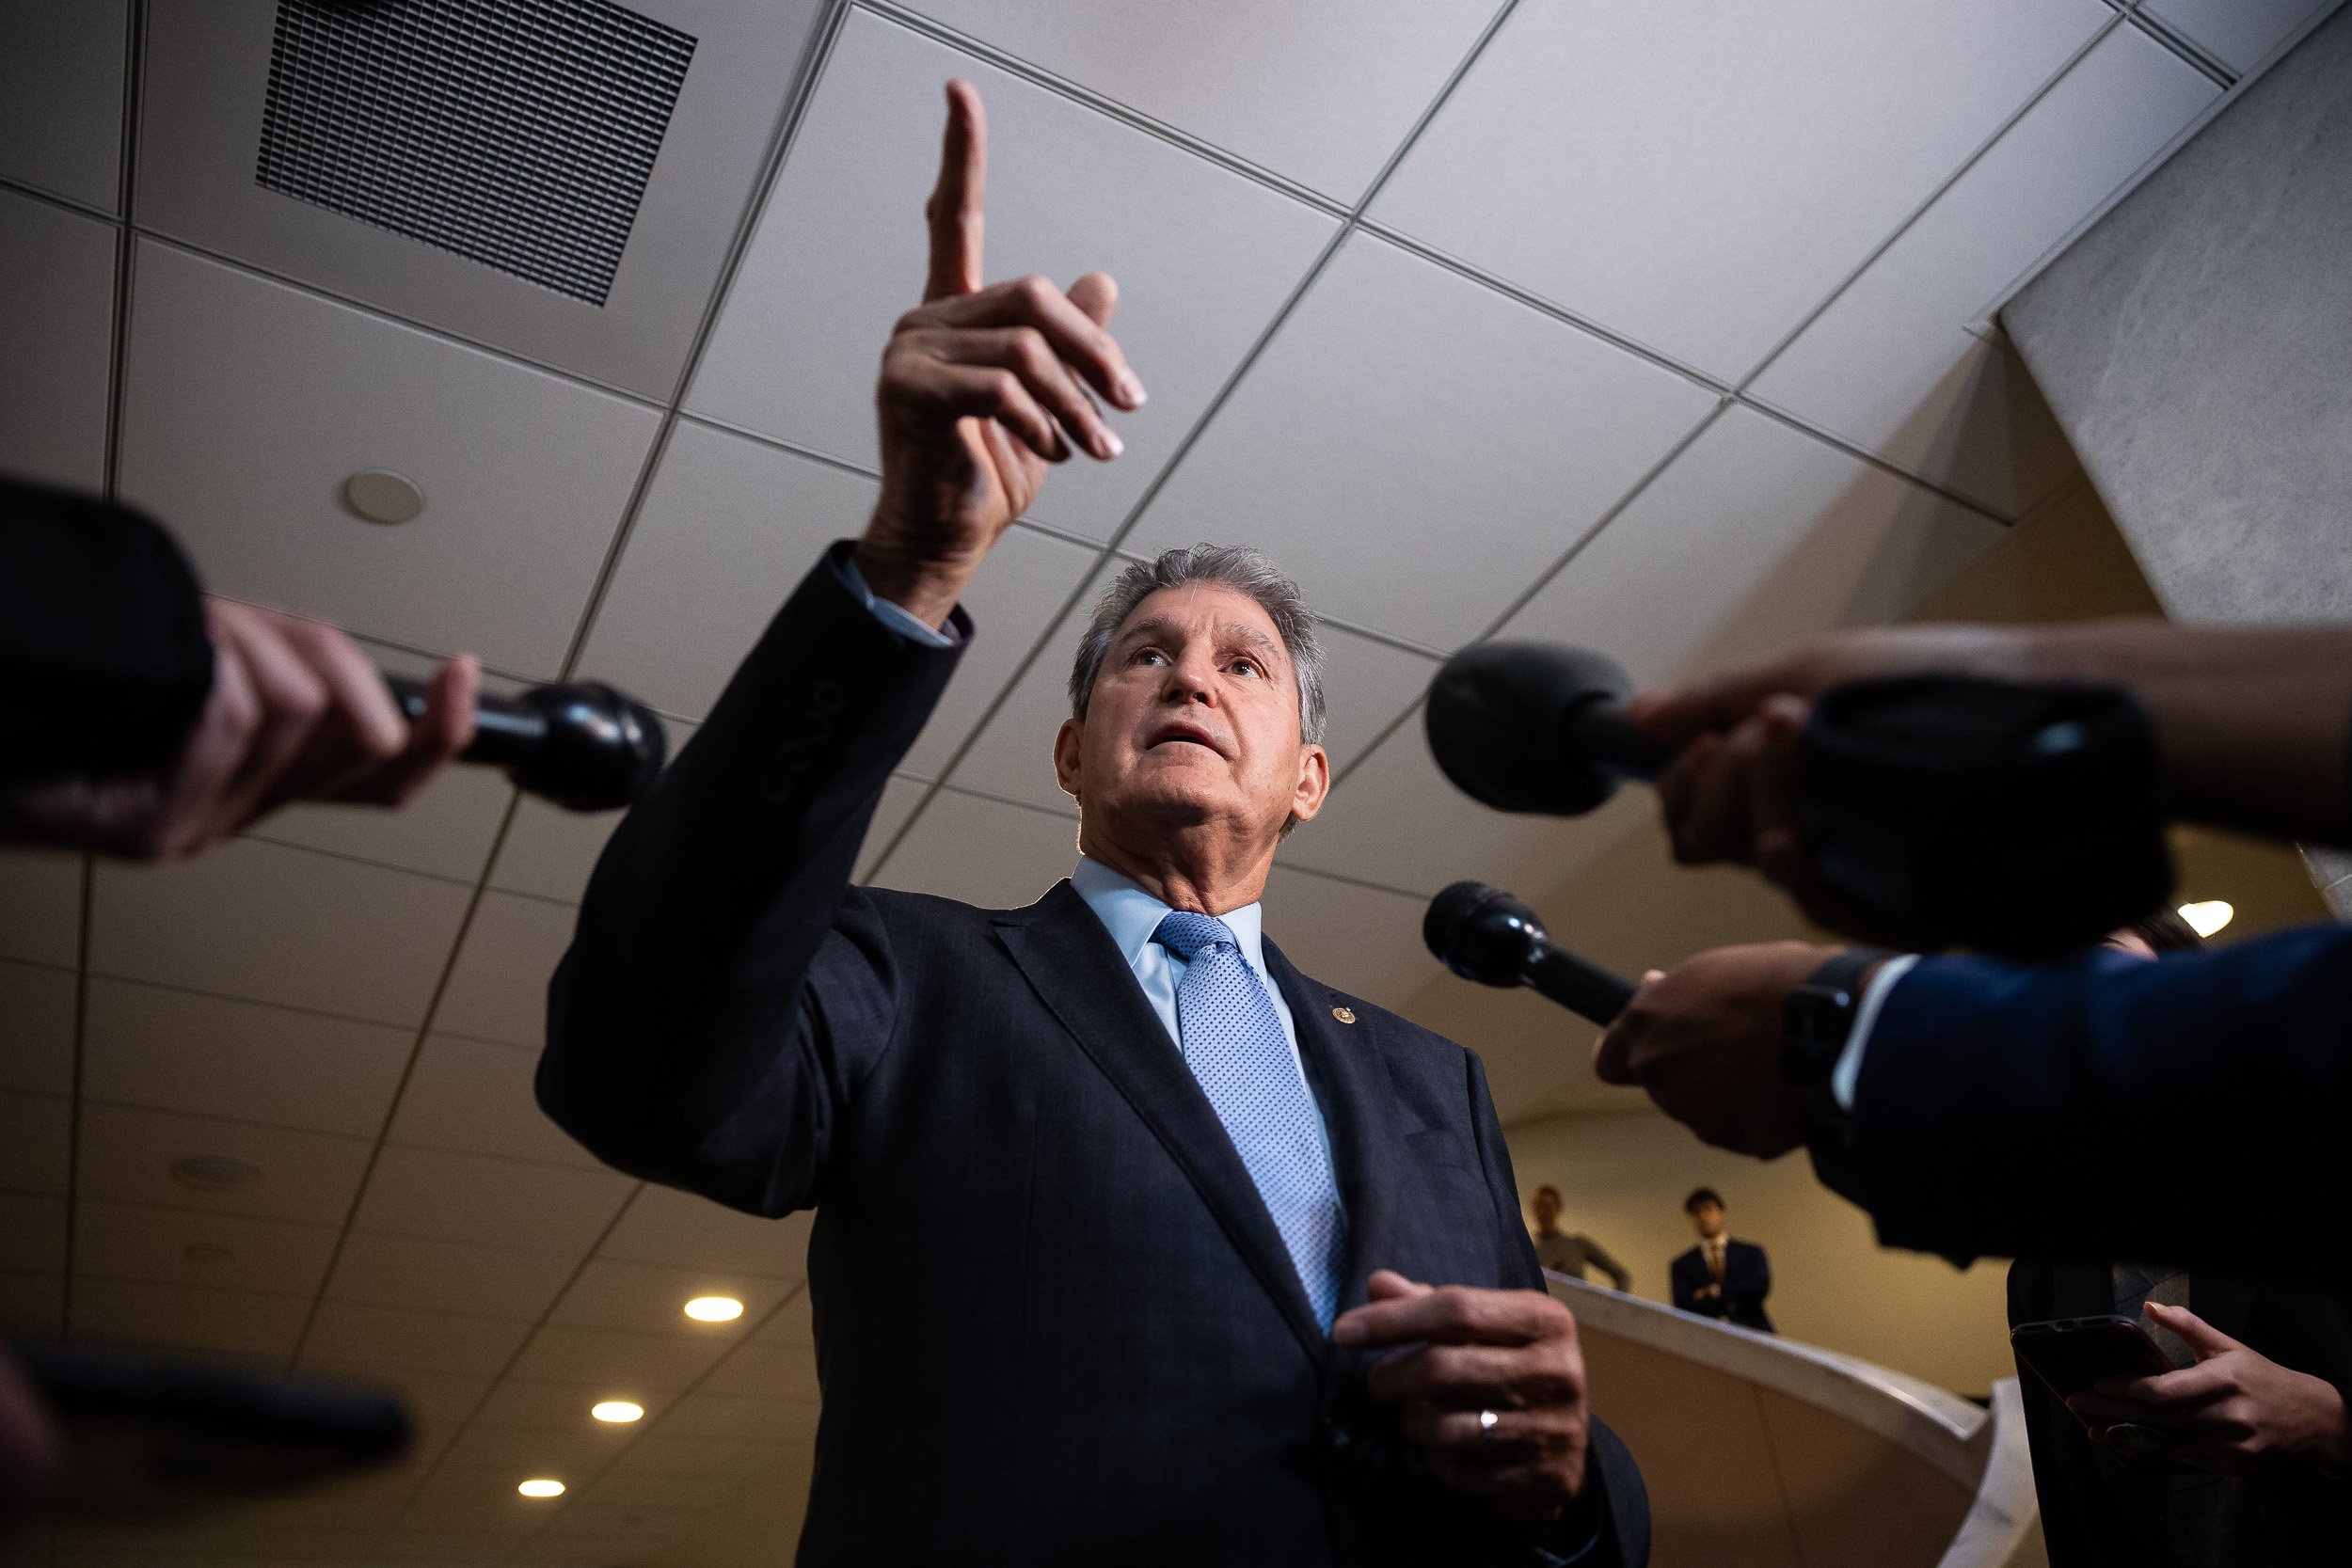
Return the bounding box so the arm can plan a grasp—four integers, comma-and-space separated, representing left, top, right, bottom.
1334, 1270, 1590, 1528
2068, 1302, 2352, 1476
1591, 941, 1839, 1158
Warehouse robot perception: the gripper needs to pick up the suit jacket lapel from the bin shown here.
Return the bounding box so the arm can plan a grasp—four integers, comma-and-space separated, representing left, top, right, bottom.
994, 882, 1328, 1362
1263, 939, 1406, 1317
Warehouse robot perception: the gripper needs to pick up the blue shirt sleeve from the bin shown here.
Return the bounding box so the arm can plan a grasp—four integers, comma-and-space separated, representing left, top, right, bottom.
834, 549, 961, 649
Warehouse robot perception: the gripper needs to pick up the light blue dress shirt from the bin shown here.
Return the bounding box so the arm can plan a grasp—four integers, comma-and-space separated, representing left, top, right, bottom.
1071, 856, 1331, 1160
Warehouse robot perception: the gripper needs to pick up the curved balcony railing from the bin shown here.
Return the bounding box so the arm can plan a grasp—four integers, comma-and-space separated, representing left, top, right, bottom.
1548, 1275, 2040, 1568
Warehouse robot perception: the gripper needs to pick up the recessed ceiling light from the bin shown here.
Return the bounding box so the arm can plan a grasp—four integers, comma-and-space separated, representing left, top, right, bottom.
517, 1478, 565, 1498
2178, 899, 2234, 938
682, 1295, 742, 1323
169, 1155, 263, 1193
590, 1400, 644, 1424
342, 468, 426, 525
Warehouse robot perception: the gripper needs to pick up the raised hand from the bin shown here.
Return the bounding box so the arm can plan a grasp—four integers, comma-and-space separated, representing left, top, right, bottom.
857, 79, 1144, 628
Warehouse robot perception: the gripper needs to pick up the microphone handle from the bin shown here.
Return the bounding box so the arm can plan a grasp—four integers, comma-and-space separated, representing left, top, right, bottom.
1522, 941, 1639, 1026
383, 673, 548, 769
1560, 695, 1679, 783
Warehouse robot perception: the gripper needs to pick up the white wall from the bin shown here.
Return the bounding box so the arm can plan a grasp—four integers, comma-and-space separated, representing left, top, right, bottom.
1506, 1108, 2018, 1395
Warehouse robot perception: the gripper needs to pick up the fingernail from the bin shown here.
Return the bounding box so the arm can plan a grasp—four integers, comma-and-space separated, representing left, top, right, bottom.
1101, 428, 1124, 459
1121, 375, 1148, 408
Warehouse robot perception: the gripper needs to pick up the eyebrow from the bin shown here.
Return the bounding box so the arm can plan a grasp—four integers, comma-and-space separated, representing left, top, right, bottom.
1116, 616, 1287, 666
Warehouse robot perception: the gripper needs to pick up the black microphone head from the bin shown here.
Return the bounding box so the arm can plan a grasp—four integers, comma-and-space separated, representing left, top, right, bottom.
510, 682, 668, 812
1423, 880, 1549, 989
1424, 641, 1633, 816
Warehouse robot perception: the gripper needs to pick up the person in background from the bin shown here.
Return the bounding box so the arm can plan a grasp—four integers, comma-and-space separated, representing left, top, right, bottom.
1529, 1186, 1632, 1291
1669, 1188, 1772, 1333
2013, 908, 2352, 1568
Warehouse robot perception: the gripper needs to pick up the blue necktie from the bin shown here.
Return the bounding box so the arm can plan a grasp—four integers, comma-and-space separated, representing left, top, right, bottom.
1152, 911, 1345, 1330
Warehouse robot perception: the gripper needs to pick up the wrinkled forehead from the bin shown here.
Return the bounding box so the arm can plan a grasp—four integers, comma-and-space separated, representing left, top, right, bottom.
1111, 582, 1291, 666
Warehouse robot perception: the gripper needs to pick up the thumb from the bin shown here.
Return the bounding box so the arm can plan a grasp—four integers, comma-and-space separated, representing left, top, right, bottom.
1365, 1269, 1427, 1303
1067, 271, 1119, 328
2146, 1301, 2237, 1360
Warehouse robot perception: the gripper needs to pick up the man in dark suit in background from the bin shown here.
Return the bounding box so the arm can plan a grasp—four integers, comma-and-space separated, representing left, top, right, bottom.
1669, 1188, 1772, 1333
538, 82, 1646, 1566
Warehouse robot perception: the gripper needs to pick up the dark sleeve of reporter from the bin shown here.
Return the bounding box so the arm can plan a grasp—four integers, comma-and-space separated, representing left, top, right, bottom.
0, 479, 213, 785
1819, 925, 2352, 1275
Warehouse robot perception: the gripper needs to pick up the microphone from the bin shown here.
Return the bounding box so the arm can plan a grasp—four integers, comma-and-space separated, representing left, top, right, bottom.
1423, 642, 1675, 816
384, 674, 667, 813
1422, 880, 1636, 1026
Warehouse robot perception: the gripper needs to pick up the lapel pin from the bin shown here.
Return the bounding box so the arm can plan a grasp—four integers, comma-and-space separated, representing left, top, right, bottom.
1330, 1006, 1357, 1024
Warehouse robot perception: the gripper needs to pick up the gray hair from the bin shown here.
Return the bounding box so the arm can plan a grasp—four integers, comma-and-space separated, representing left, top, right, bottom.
1068, 545, 1326, 743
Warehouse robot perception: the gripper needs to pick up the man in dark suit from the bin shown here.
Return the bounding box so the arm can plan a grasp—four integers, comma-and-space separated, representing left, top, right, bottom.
1666, 1188, 1772, 1333
538, 82, 1646, 1566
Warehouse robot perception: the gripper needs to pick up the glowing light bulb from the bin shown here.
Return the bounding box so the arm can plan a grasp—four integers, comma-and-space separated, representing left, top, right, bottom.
683, 1295, 743, 1323
2178, 899, 2234, 939
591, 1400, 644, 1424
517, 1478, 565, 1498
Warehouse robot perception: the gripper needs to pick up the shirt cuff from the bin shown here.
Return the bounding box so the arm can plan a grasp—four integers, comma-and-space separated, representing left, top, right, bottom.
835, 550, 961, 649
1832, 953, 1920, 1113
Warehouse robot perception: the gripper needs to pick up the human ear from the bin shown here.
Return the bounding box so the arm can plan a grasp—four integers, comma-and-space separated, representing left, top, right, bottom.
1287, 743, 1330, 825
1053, 718, 1086, 800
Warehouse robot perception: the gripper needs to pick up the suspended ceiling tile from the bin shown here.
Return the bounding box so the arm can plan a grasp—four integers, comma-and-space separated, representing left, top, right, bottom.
255, 766, 516, 886
584, 1469, 743, 1511
1126, 234, 1719, 649
1494, 407, 2008, 687
435, 1419, 638, 1481
2145, 0, 2336, 72
75, 1101, 372, 1225
88, 838, 471, 1027
868, 787, 1079, 910
0, 1091, 72, 1196
352, 1146, 635, 1258
136, 0, 825, 398
0, 960, 76, 1097
899, 0, 1497, 202
1751, 28, 2217, 517
0, 1272, 66, 1338
0, 1194, 67, 1274
687, 8, 1339, 542
0, 189, 116, 491
71, 1199, 339, 1298
326, 1231, 581, 1325
855, 774, 933, 885
0, 1, 126, 210
389, 1035, 603, 1173
548, 1259, 782, 1338
574, 420, 1100, 779
748, 1287, 815, 1348
707, 1338, 822, 1404
610, 1431, 793, 1480
300, 1299, 534, 1380
117, 241, 660, 678
70, 1276, 313, 1361
507, 1323, 730, 1392
1258, 866, 1440, 1014
596, 1185, 811, 1281
82, 978, 415, 1139
657, 1390, 816, 1443
430, 891, 579, 1051
0, 849, 84, 971
1372, 0, 2108, 382
1276, 723, 1623, 901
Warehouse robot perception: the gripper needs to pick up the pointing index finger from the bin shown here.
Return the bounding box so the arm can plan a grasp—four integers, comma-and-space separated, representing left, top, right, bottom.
923, 79, 986, 301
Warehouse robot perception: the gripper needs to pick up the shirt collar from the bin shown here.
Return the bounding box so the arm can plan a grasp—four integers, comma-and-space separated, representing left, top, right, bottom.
1071, 856, 1270, 978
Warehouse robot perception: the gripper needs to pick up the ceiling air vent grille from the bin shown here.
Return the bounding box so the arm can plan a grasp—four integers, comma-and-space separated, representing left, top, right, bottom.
256, 0, 696, 306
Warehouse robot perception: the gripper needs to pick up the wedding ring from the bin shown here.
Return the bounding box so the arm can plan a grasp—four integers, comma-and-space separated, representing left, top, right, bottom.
1478, 1409, 1500, 1440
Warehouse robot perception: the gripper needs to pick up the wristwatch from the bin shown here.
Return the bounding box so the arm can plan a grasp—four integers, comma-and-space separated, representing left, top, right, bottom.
1781, 948, 1892, 1090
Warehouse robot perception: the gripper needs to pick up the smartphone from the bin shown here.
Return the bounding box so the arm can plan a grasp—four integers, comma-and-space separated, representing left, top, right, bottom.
13, 1342, 411, 1521
2010, 1314, 2177, 1403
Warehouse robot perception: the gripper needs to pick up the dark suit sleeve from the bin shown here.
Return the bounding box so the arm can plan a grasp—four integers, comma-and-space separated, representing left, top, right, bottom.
1820, 923, 2352, 1273
537, 543, 964, 1216
0, 479, 213, 785
1460, 1047, 1651, 1568
1732, 1245, 1770, 1314
1667, 1254, 1702, 1316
